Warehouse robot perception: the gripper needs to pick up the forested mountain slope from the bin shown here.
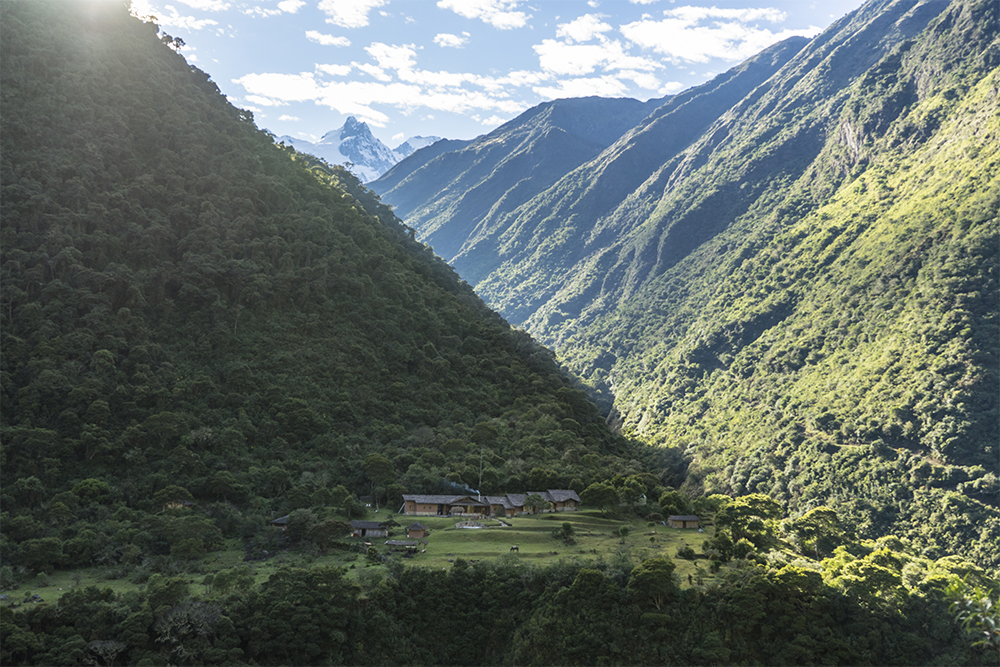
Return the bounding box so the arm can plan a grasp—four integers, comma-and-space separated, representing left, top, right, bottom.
0, 0, 646, 572
559, 0, 1000, 568
370, 95, 668, 261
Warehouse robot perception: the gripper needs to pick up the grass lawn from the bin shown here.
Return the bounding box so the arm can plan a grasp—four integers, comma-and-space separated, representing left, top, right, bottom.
383, 510, 716, 584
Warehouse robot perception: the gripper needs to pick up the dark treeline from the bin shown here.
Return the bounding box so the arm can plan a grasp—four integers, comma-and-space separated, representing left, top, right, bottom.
2, 544, 997, 666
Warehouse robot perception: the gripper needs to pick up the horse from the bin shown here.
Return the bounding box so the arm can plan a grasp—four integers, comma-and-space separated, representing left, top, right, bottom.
510, 545, 519, 552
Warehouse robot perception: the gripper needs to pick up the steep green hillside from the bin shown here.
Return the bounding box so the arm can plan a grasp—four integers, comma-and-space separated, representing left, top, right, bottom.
558, 0, 999, 568
371, 95, 668, 261
0, 0, 647, 574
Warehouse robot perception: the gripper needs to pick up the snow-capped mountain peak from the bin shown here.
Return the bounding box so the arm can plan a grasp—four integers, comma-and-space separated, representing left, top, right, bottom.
276, 117, 443, 183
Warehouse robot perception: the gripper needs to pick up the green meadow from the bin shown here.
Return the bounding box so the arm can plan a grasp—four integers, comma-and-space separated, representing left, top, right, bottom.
395, 511, 710, 572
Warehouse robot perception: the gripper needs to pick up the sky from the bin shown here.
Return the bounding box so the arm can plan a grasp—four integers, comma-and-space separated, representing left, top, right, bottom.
128, 0, 867, 147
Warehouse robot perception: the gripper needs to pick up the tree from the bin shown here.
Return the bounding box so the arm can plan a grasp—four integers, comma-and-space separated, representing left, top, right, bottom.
788, 506, 843, 558
618, 525, 630, 544
71, 478, 110, 504
617, 478, 645, 511
363, 453, 396, 510
627, 557, 677, 610
363, 453, 396, 485
152, 485, 193, 510
12, 477, 46, 508
310, 519, 350, 552
715, 493, 781, 547
658, 488, 691, 516
244, 567, 359, 665
146, 574, 190, 613
524, 493, 549, 514
946, 579, 1000, 657
19, 537, 63, 573
284, 508, 317, 544
581, 482, 618, 513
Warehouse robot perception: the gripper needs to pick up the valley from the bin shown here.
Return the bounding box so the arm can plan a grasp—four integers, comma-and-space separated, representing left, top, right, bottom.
0, 0, 997, 664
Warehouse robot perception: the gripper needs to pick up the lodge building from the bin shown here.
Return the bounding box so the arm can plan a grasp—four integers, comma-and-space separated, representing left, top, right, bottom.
400, 490, 581, 517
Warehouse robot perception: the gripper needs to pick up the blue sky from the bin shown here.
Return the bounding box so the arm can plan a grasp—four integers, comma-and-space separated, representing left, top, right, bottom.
129, 0, 867, 147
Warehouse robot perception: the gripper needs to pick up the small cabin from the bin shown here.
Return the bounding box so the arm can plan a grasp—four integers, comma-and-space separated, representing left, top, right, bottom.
667, 515, 701, 529
406, 522, 428, 539
385, 540, 418, 552
351, 520, 388, 538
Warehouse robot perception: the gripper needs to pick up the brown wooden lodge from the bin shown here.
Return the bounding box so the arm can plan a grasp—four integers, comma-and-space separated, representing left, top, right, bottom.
667, 515, 701, 529
400, 490, 581, 518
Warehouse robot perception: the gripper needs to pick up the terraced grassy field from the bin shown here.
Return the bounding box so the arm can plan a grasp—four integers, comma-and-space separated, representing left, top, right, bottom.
386, 510, 713, 580
8, 510, 716, 609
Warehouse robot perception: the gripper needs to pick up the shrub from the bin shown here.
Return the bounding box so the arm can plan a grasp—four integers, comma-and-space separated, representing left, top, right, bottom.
677, 545, 697, 560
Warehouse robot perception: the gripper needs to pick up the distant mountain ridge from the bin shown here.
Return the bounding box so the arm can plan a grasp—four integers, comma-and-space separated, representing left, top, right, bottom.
278, 116, 441, 182
371, 95, 670, 261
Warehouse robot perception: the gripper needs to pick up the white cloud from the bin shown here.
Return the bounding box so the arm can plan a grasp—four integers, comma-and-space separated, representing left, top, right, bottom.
659, 80, 685, 94
316, 63, 353, 76
471, 69, 551, 93
434, 32, 470, 48
534, 38, 660, 76
156, 4, 219, 30
556, 14, 613, 43
245, 94, 286, 106
437, 0, 530, 30
233, 60, 528, 130
392, 132, 405, 141
319, 0, 387, 28
128, 0, 156, 19
629, 0, 658, 4
666, 6, 786, 23
306, 31, 351, 46
355, 62, 392, 82
234, 71, 325, 102
478, 114, 509, 126
401, 69, 477, 88
534, 75, 629, 99
278, 114, 300, 121
365, 43, 418, 71
176, 0, 229, 10
619, 69, 661, 89
244, 6, 281, 17
245, 3, 301, 17
621, 6, 819, 63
